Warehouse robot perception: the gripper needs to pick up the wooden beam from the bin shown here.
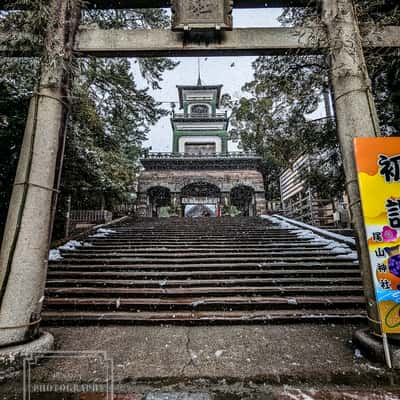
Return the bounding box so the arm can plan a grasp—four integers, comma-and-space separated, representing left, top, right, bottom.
1, 26, 399, 58
0, 0, 316, 10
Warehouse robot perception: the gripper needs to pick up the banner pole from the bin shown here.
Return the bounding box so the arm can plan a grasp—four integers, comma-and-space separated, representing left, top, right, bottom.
382, 333, 393, 369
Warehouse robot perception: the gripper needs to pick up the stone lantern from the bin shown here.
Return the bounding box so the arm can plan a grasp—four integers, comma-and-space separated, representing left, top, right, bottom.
171, 0, 233, 31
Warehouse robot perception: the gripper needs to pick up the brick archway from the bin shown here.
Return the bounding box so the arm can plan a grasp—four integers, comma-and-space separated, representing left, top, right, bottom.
147, 186, 171, 217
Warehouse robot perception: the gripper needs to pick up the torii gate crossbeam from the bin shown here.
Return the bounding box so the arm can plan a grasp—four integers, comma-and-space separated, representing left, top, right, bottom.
2, 26, 400, 58
76, 26, 400, 57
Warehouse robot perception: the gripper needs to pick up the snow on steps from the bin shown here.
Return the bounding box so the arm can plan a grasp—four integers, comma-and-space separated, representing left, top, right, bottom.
43, 216, 366, 324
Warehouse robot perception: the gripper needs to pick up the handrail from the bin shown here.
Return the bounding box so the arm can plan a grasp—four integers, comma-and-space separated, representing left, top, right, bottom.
271, 215, 356, 249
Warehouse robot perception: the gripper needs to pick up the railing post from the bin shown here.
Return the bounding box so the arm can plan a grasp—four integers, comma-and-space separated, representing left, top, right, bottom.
65, 194, 72, 238
321, 0, 381, 334
0, 0, 81, 347
308, 191, 315, 226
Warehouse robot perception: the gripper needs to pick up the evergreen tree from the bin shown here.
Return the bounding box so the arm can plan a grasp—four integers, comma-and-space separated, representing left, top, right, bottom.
227, 2, 400, 202
0, 58, 39, 238
0, 4, 178, 240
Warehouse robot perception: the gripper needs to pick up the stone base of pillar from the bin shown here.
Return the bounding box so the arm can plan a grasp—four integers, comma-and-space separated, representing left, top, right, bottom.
0, 331, 54, 380
353, 328, 400, 369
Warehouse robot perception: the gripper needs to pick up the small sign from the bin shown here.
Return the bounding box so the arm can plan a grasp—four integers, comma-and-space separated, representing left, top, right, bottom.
171, 0, 233, 31
354, 137, 400, 334
181, 197, 219, 205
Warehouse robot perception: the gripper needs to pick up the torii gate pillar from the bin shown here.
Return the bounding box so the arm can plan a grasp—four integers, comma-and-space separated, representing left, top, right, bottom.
322, 0, 381, 334
0, 0, 81, 355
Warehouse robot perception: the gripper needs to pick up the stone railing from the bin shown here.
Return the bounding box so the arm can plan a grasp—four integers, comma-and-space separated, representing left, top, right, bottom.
173, 111, 228, 119
142, 151, 260, 159
70, 209, 113, 224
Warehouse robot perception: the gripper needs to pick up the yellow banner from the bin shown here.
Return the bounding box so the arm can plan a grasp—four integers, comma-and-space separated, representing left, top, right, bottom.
354, 137, 400, 333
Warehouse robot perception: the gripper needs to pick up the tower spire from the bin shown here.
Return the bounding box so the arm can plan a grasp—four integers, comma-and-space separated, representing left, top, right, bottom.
197, 58, 202, 86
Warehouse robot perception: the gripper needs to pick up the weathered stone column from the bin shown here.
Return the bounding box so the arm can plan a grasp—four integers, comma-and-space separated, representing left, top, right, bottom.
321, 0, 381, 333
136, 193, 149, 217
171, 193, 182, 216
221, 192, 230, 206
255, 192, 266, 216
0, 0, 81, 347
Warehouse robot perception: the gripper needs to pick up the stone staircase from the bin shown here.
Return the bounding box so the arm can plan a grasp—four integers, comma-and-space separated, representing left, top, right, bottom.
43, 217, 366, 324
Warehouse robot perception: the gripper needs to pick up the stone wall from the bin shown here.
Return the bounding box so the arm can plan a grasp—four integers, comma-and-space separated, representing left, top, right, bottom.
138, 169, 265, 193
137, 169, 266, 217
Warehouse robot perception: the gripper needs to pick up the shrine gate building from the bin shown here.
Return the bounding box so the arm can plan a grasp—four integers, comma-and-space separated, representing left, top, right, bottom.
137, 79, 266, 217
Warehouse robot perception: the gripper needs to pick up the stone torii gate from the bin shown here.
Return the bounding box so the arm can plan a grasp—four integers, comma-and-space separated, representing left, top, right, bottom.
0, 0, 399, 362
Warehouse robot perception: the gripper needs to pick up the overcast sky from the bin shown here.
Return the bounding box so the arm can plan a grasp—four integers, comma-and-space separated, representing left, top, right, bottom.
131, 8, 325, 152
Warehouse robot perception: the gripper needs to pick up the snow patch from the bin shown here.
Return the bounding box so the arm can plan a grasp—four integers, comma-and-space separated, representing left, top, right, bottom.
323, 242, 337, 249
98, 228, 116, 234
58, 240, 82, 251
262, 215, 293, 229
329, 246, 352, 255
337, 252, 358, 260
215, 350, 224, 358
354, 348, 363, 359
310, 239, 331, 246
364, 363, 383, 371
292, 230, 316, 240
262, 215, 356, 258
283, 388, 316, 400
192, 300, 205, 307
282, 388, 319, 400
48, 249, 63, 261
189, 349, 198, 360
89, 228, 116, 238
49, 238, 95, 261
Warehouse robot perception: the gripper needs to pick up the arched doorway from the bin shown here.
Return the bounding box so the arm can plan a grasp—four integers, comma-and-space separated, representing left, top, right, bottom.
230, 185, 255, 217
180, 182, 221, 217
147, 186, 171, 217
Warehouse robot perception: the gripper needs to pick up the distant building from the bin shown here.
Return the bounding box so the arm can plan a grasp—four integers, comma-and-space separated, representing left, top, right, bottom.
280, 153, 312, 211
136, 78, 266, 217
279, 152, 350, 227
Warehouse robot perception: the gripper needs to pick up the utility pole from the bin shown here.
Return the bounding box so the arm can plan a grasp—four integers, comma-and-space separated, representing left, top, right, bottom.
321, 0, 381, 334
0, 0, 81, 347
